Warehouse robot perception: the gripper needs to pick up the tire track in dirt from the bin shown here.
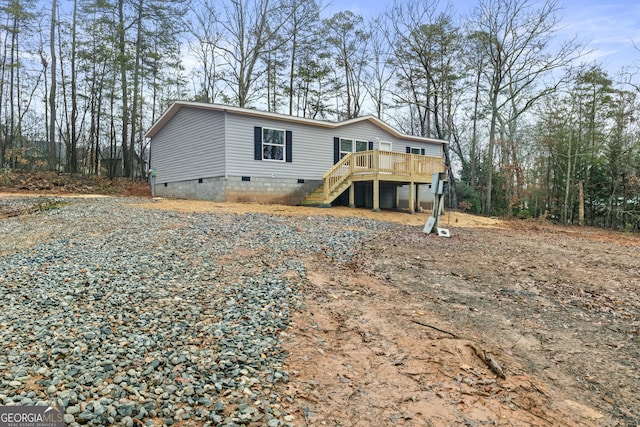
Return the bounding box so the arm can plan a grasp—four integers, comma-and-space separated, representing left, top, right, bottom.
277, 215, 640, 426
280, 255, 608, 426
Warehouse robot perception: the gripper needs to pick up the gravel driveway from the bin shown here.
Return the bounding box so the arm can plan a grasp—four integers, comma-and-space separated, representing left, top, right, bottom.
3, 195, 639, 427
0, 196, 386, 426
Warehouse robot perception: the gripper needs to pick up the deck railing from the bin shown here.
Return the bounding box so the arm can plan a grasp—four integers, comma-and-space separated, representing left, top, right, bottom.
323, 150, 443, 203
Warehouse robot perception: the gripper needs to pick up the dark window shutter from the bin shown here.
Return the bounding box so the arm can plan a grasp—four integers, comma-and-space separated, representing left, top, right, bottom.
334, 137, 340, 163
406, 146, 411, 153
286, 130, 292, 163
368, 141, 373, 150
421, 148, 425, 155
254, 127, 262, 160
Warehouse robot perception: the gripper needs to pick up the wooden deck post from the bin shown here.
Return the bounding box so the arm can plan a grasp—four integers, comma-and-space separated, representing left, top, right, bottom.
408, 181, 415, 214
372, 151, 380, 212
416, 184, 421, 212
349, 182, 355, 208
373, 178, 380, 212
395, 185, 401, 209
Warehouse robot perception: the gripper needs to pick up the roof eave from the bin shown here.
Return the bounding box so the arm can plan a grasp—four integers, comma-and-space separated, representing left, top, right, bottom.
336, 115, 448, 145
145, 101, 338, 138
146, 102, 449, 145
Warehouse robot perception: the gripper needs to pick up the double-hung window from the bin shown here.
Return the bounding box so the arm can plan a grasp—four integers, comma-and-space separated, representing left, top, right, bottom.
254, 126, 292, 162
355, 140, 368, 152
262, 128, 285, 161
339, 138, 369, 159
340, 138, 352, 159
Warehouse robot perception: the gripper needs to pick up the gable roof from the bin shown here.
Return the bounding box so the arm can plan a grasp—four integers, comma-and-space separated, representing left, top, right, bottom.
145, 101, 448, 145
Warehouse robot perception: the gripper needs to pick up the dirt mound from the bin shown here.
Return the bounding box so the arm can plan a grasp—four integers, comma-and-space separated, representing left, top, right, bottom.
0, 169, 150, 197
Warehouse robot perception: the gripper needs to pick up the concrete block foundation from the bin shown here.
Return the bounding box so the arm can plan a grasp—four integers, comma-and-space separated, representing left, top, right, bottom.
154, 176, 322, 205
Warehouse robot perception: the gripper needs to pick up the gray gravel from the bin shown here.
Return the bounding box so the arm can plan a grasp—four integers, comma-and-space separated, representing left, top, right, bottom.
0, 196, 389, 426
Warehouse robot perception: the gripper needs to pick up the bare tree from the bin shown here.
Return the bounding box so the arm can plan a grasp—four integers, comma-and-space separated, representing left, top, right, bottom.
188, 0, 224, 103
284, 0, 323, 115
457, 30, 491, 189
468, 0, 581, 215
365, 16, 393, 120
48, 0, 56, 170
215, 0, 294, 108
69, 0, 78, 173
386, 0, 461, 139
1, 0, 37, 167
324, 11, 369, 120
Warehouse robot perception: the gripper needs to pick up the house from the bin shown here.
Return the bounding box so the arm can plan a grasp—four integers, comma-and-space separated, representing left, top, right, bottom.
145, 101, 446, 212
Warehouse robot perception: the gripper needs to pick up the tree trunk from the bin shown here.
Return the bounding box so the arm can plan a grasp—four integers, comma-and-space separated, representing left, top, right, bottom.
0, 20, 7, 166
9, 13, 17, 168
578, 179, 584, 226
288, 29, 296, 116
48, 0, 57, 171
95, 77, 104, 175
470, 65, 481, 187
129, 0, 144, 179
69, 0, 78, 174
485, 91, 499, 215
118, 0, 130, 177
343, 41, 352, 119
562, 135, 572, 225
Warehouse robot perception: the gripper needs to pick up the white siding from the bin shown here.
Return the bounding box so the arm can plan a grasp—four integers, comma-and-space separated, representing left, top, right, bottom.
150, 108, 225, 183
225, 113, 334, 180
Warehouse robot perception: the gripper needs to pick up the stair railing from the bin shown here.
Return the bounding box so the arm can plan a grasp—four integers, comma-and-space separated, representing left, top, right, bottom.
323, 152, 355, 203
321, 150, 444, 204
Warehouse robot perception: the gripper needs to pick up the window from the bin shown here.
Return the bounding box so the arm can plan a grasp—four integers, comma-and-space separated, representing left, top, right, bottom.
263, 128, 285, 161
340, 138, 370, 158
355, 140, 368, 152
407, 146, 426, 155
254, 126, 292, 162
340, 138, 353, 159
334, 137, 373, 163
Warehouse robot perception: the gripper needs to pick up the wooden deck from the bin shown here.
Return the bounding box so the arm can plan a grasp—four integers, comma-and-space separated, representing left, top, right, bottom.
320, 150, 444, 211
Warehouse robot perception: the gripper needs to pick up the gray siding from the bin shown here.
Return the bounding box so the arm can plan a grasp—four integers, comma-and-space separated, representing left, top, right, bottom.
150, 105, 444, 186
224, 113, 442, 180
225, 113, 334, 180
150, 108, 225, 184
336, 121, 442, 157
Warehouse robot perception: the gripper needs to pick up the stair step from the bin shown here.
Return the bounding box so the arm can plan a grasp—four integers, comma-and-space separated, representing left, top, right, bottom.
302, 183, 327, 206
302, 178, 352, 206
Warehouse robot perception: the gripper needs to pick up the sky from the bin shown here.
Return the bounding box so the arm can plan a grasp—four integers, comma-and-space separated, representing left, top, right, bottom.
557, 0, 640, 71
325, 0, 640, 75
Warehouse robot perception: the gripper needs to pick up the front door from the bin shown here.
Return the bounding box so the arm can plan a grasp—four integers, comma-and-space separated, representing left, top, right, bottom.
379, 141, 393, 171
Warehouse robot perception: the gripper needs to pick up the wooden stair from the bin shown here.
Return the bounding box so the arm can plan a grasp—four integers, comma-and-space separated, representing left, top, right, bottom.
301, 181, 352, 207
300, 184, 329, 206
301, 150, 443, 208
